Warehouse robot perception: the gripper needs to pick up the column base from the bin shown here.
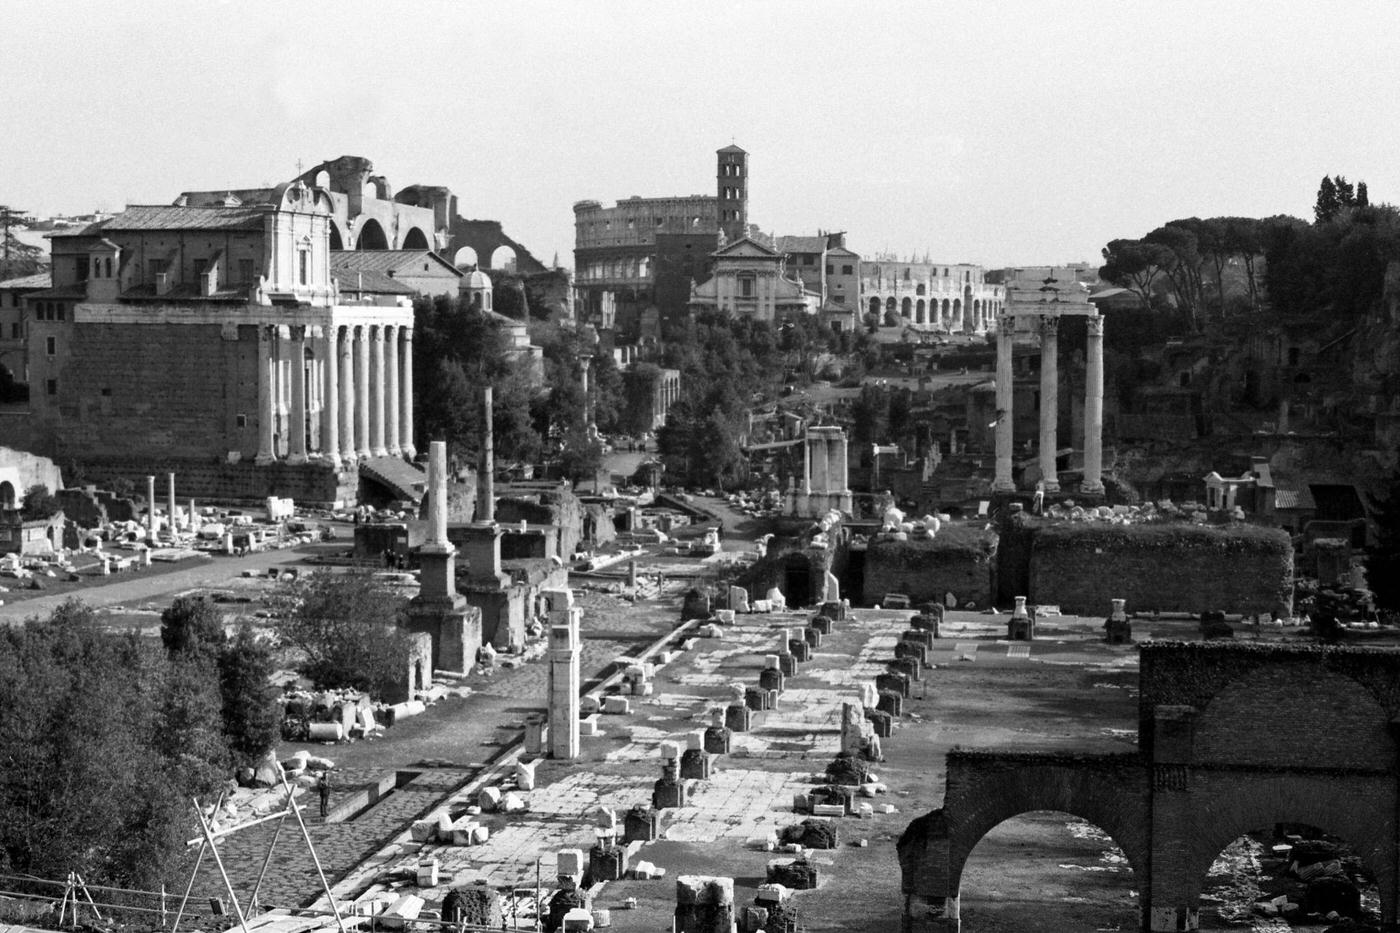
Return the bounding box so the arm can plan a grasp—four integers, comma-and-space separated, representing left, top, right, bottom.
322, 454, 343, 471
386, 444, 402, 458
356, 448, 372, 461
401, 444, 417, 461
254, 452, 277, 466
340, 450, 358, 467
992, 476, 1016, 493
1041, 478, 1060, 494
371, 446, 389, 459
1080, 480, 1105, 495
286, 453, 309, 466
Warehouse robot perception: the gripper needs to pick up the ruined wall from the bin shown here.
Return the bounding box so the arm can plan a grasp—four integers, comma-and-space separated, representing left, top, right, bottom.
862, 527, 996, 608
58, 456, 353, 509
0, 446, 64, 503
497, 487, 584, 559
1028, 523, 1293, 616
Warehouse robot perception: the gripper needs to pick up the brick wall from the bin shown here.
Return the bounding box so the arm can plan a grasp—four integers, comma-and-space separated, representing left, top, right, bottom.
1029, 523, 1293, 616
862, 527, 995, 608
66, 455, 353, 509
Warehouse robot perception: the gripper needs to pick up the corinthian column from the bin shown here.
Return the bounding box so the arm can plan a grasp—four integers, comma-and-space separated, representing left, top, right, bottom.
369, 325, 387, 458
321, 325, 341, 470
993, 314, 1016, 492
400, 328, 416, 460
1082, 315, 1105, 495
255, 325, 275, 465
287, 326, 309, 465
1038, 315, 1059, 493
384, 324, 401, 458
355, 325, 371, 460
339, 326, 357, 465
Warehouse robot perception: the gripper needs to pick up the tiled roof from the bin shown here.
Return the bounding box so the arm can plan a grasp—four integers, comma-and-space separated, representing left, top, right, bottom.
329, 250, 460, 277
97, 205, 267, 233
717, 144, 747, 154
775, 236, 828, 255
333, 269, 414, 295
0, 272, 52, 291
119, 284, 247, 302
1275, 487, 1316, 511
21, 285, 87, 300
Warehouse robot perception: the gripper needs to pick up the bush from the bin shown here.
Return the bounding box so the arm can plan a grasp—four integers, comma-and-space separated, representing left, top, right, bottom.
219, 627, 282, 765
271, 571, 412, 699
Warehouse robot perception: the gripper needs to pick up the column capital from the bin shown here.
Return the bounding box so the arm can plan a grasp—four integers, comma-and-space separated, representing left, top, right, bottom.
997, 313, 1015, 333
1087, 314, 1105, 336
1039, 314, 1058, 334
369, 323, 384, 343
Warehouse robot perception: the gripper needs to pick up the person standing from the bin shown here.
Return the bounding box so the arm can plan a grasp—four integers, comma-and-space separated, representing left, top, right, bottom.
317, 770, 332, 818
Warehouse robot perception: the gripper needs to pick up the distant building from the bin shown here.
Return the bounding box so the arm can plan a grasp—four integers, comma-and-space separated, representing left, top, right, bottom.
573, 144, 749, 329
330, 250, 463, 298
0, 271, 49, 383
861, 260, 1003, 333
687, 237, 819, 322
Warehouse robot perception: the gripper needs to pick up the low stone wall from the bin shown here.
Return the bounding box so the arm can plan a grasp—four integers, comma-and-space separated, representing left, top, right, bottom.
862, 526, 996, 609
1029, 523, 1293, 616
64, 456, 355, 509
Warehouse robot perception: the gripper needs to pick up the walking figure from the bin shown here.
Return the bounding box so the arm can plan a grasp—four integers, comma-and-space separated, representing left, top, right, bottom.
317, 770, 331, 817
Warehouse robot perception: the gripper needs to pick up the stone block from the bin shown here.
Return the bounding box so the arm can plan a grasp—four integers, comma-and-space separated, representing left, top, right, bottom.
810, 615, 833, 635
788, 640, 811, 662
680, 748, 713, 780
602, 696, 631, 715
561, 906, 593, 931
557, 848, 585, 879
624, 805, 660, 843
894, 641, 927, 665
820, 600, 846, 621
410, 818, 438, 842
500, 792, 526, 813
902, 628, 935, 649
759, 668, 785, 693
745, 686, 768, 711
778, 654, 797, 676
725, 704, 752, 732
811, 803, 845, 818
877, 690, 903, 718
864, 707, 893, 737
653, 778, 687, 809
714, 608, 736, 624
803, 627, 822, 648
515, 759, 539, 791
478, 786, 502, 812
890, 656, 921, 682
876, 671, 910, 699
660, 740, 682, 760
589, 844, 628, 882
703, 725, 731, 754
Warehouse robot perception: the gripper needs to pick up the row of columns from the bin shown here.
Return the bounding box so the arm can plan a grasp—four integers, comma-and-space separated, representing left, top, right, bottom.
654, 372, 680, 427
871, 296, 1002, 332
254, 322, 414, 469
993, 314, 1104, 495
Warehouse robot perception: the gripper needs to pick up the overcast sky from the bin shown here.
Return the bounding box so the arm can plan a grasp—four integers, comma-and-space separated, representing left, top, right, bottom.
3, 1, 1397, 269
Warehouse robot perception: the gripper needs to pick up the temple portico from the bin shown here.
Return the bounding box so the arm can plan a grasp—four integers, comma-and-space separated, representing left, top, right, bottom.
253, 310, 415, 469
992, 272, 1104, 495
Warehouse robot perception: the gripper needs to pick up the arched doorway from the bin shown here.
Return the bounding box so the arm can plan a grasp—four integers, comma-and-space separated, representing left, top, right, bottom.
490, 245, 517, 272
941, 298, 951, 326
958, 811, 1140, 931
0, 481, 14, 509
355, 218, 388, 250
1195, 824, 1382, 929
454, 246, 479, 269
901, 296, 912, 319
916, 298, 926, 323
400, 227, 429, 251
952, 298, 962, 328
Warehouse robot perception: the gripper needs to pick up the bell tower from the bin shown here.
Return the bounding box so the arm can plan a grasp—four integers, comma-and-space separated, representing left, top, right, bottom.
716, 144, 748, 244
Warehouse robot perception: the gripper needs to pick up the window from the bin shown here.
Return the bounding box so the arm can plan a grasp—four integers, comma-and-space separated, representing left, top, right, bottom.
45, 379, 56, 396
194, 258, 208, 279
826, 264, 834, 275
236, 413, 248, 428
45, 336, 56, 356
75, 257, 88, 281
9, 323, 19, 339
92, 258, 101, 278
842, 265, 853, 275
298, 250, 309, 286
740, 275, 754, 298
802, 256, 814, 266
104, 257, 112, 278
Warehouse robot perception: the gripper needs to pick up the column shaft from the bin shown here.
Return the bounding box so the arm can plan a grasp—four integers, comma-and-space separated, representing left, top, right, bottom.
166, 473, 176, 538
355, 326, 371, 459
384, 325, 401, 457
287, 326, 308, 465
993, 314, 1016, 491
1082, 315, 1105, 494
400, 329, 416, 460
255, 326, 275, 465
369, 325, 387, 457
339, 326, 357, 464
1038, 316, 1059, 493
321, 326, 341, 470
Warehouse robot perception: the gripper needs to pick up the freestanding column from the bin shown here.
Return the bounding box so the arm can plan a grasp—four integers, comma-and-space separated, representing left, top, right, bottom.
1081, 315, 1105, 495
1038, 315, 1059, 493
338, 327, 356, 465
321, 326, 341, 470
146, 475, 156, 535
369, 325, 387, 458
478, 386, 495, 522
384, 325, 401, 458
548, 596, 581, 760
354, 325, 371, 460
993, 314, 1016, 491
287, 326, 309, 465
275, 326, 293, 458
255, 325, 275, 465
428, 440, 449, 547
166, 473, 176, 538
399, 328, 416, 460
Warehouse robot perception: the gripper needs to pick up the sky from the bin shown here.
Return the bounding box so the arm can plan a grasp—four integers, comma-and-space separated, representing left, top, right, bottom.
3, 1, 1399, 269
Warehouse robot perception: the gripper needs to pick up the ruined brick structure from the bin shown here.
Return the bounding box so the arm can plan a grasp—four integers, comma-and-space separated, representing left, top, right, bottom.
898, 642, 1400, 931
860, 529, 996, 609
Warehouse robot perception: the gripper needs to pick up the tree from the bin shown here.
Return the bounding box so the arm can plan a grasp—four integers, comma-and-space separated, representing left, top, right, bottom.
1315, 175, 1341, 223
272, 571, 412, 698
1099, 238, 1172, 307
1357, 181, 1370, 208
218, 627, 281, 765
0, 599, 228, 891
1334, 175, 1356, 208
1144, 223, 1207, 331
558, 424, 606, 486
0, 205, 42, 279
160, 595, 225, 664
19, 483, 58, 520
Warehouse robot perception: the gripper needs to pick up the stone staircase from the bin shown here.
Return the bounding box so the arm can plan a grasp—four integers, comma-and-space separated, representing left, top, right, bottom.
358, 456, 426, 503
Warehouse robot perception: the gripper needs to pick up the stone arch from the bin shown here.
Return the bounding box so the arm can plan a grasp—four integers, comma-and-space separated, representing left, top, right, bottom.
453, 245, 479, 269
400, 226, 429, 251
940, 762, 1149, 896
952, 298, 962, 325
886, 296, 897, 316
869, 296, 882, 317
328, 222, 344, 251
901, 296, 912, 318
490, 245, 517, 271
355, 218, 388, 250
916, 298, 926, 322
0, 480, 14, 509
313, 170, 331, 190
941, 298, 951, 324
1178, 775, 1396, 920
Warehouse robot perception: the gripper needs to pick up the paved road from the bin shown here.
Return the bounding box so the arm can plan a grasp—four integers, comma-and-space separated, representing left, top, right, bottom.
0, 546, 310, 624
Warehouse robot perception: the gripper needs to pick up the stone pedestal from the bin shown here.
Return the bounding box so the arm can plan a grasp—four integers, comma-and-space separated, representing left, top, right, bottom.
548, 601, 582, 760
804, 627, 822, 649
810, 615, 833, 635
878, 691, 903, 717
820, 600, 846, 621
725, 704, 752, 733
653, 777, 687, 810
904, 628, 936, 649
789, 639, 811, 662
890, 656, 921, 682
1105, 597, 1132, 644
865, 707, 893, 737
876, 671, 910, 698
895, 641, 927, 666
778, 654, 797, 676
524, 714, 546, 756
588, 845, 627, 882
623, 805, 660, 843
703, 724, 732, 755
744, 686, 769, 712
1008, 595, 1035, 641
680, 749, 713, 780
759, 668, 785, 693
